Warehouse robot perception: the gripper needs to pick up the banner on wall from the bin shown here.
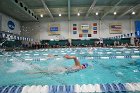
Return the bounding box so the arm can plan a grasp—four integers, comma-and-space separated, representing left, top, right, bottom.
109, 23, 122, 34
7, 20, 15, 31
73, 24, 77, 35
135, 21, 140, 37
48, 23, 60, 35
79, 23, 91, 36
93, 23, 98, 34
81, 25, 89, 30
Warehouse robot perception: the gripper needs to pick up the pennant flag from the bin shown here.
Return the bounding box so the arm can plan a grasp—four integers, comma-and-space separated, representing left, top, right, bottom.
130, 33, 133, 36
127, 34, 129, 37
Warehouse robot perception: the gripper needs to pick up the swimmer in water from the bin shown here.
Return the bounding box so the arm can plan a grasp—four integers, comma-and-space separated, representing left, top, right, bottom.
28, 54, 93, 74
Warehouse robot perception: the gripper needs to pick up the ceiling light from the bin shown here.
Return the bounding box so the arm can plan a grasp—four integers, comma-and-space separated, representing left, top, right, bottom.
96, 12, 98, 15
132, 11, 135, 15
77, 13, 80, 16
114, 12, 117, 15
40, 14, 43, 17
59, 14, 61, 16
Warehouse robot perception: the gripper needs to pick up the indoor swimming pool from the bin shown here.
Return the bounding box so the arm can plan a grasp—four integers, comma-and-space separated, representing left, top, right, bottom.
0, 47, 140, 92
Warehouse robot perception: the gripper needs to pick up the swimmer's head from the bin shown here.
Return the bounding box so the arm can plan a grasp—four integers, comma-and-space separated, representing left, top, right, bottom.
82, 63, 93, 68
84, 63, 88, 67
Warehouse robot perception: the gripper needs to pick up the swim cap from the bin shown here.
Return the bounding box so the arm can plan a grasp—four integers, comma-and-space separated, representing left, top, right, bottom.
82, 63, 88, 69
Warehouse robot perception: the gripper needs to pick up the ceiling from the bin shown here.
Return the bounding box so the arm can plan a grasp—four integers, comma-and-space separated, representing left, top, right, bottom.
0, 0, 140, 22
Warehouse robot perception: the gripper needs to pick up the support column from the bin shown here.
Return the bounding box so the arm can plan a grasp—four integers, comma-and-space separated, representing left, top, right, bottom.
130, 19, 134, 45
99, 20, 101, 38
68, 21, 71, 46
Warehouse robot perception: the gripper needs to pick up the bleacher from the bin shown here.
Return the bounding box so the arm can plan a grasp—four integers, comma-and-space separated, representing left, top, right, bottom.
71, 39, 99, 46
103, 38, 131, 46
41, 39, 69, 47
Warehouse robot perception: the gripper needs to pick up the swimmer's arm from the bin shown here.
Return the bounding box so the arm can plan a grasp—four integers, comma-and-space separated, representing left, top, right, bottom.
64, 55, 76, 59
64, 55, 81, 67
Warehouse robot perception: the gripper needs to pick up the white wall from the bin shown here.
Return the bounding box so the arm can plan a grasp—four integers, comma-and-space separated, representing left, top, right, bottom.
21, 21, 69, 41
0, 13, 21, 35
21, 19, 135, 40
71, 20, 135, 39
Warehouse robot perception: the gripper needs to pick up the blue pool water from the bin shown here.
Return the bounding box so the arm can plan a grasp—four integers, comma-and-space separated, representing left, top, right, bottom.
0, 48, 140, 86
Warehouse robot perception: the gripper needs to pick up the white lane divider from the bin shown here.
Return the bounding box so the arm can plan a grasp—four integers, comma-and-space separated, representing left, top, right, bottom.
134, 51, 139, 53
116, 56, 124, 59
40, 85, 49, 93
25, 54, 30, 56
43, 54, 48, 56
34, 54, 39, 56
21, 86, 30, 93
101, 57, 109, 59
131, 56, 140, 58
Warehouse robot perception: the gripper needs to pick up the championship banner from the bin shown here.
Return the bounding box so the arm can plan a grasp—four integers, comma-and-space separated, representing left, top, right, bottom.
79, 23, 91, 34
73, 24, 77, 35
48, 23, 60, 35
93, 23, 98, 34
109, 23, 122, 34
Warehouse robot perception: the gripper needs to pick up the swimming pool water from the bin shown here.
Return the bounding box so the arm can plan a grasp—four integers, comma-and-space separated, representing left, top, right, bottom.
0, 48, 140, 86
